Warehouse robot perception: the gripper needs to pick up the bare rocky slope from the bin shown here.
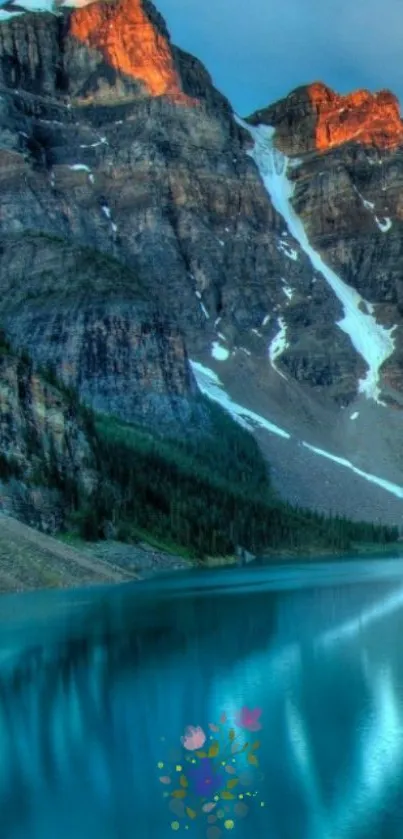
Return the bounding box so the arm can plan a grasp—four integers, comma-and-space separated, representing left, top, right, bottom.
0, 0, 403, 530
0, 513, 135, 591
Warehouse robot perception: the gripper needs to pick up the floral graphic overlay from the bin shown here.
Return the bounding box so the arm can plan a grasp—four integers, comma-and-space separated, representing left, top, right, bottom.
157, 707, 264, 835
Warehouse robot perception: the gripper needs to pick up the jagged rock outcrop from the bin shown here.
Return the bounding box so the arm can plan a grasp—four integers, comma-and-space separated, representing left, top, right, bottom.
250, 82, 403, 155
66, 0, 191, 102
0, 344, 96, 531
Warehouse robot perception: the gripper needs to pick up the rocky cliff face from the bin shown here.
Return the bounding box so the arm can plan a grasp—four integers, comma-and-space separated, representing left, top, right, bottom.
0, 235, 197, 428
0, 1, 211, 433
249, 82, 403, 406
2, 0, 403, 527
0, 0, 355, 412
0, 342, 96, 531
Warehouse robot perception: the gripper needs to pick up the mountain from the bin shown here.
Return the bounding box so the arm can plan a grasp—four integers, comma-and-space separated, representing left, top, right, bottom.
0, 0, 403, 544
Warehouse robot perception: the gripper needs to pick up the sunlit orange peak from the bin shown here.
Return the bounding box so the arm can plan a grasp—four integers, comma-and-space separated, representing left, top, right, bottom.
307, 82, 403, 150
69, 0, 189, 99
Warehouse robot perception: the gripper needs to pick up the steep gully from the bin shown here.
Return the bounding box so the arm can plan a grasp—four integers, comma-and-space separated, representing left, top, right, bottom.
235, 116, 397, 405
192, 116, 403, 503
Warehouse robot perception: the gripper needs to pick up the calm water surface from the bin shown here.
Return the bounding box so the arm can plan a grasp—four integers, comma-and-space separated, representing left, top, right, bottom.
1, 558, 403, 839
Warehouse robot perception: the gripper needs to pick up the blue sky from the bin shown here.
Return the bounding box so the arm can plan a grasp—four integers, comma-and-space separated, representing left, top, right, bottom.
156, 0, 403, 115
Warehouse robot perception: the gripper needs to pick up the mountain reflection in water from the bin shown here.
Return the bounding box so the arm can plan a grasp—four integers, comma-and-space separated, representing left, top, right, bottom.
1, 559, 403, 839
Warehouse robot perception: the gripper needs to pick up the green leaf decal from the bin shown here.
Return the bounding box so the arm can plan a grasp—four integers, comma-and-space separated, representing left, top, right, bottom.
208, 741, 219, 758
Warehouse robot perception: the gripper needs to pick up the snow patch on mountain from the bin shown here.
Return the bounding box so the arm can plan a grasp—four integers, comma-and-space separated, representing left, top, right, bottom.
269, 317, 288, 379
375, 216, 392, 233
100, 203, 118, 235
190, 361, 290, 439
211, 342, 229, 361
237, 116, 396, 403
80, 138, 107, 149
282, 280, 294, 300
69, 164, 91, 173
353, 186, 392, 234
0, 0, 98, 12
302, 442, 403, 499
278, 239, 298, 261
3, 0, 53, 10
0, 7, 21, 18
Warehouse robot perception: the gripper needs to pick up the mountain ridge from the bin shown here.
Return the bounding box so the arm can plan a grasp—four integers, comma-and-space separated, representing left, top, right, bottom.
249, 82, 403, 154
1, 0, 403, 542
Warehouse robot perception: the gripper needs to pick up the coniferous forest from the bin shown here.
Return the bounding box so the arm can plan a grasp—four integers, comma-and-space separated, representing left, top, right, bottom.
69, 396, 399, 559
0, 341, 398, 561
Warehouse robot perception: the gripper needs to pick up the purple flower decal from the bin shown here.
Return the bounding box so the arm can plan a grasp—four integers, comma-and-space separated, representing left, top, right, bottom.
187, 758, 225, 797
235, 707, 262, 731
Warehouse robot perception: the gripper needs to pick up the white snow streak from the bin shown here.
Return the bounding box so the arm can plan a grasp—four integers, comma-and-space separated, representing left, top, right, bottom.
79, 141, 104, 149
0, 7, 22, 18
282, 283, 294, 301
269, 317, 288, 379
354, 187, 392, 233
200, 303, 209, 319
211, 342, 229, 361
101, 204, 117, 235
236, 116, 396, 403
302, 441, 403, 499
69, 164, 91, 172
278, 239, 298, 261
190, 361, 290, 439
8, 0, 53, 9
350, 412, 359, 421
354, 187, 375, 211
1, 0, 100, 11
375, 216, 392, 233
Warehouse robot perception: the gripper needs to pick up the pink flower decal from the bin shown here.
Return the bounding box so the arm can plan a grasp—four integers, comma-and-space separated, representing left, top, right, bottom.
235, 707, 262, 731
180, 725, 206, 751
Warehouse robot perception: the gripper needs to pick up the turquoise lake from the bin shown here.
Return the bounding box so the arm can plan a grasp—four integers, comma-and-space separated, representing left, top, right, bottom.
1, 558, 403, 838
